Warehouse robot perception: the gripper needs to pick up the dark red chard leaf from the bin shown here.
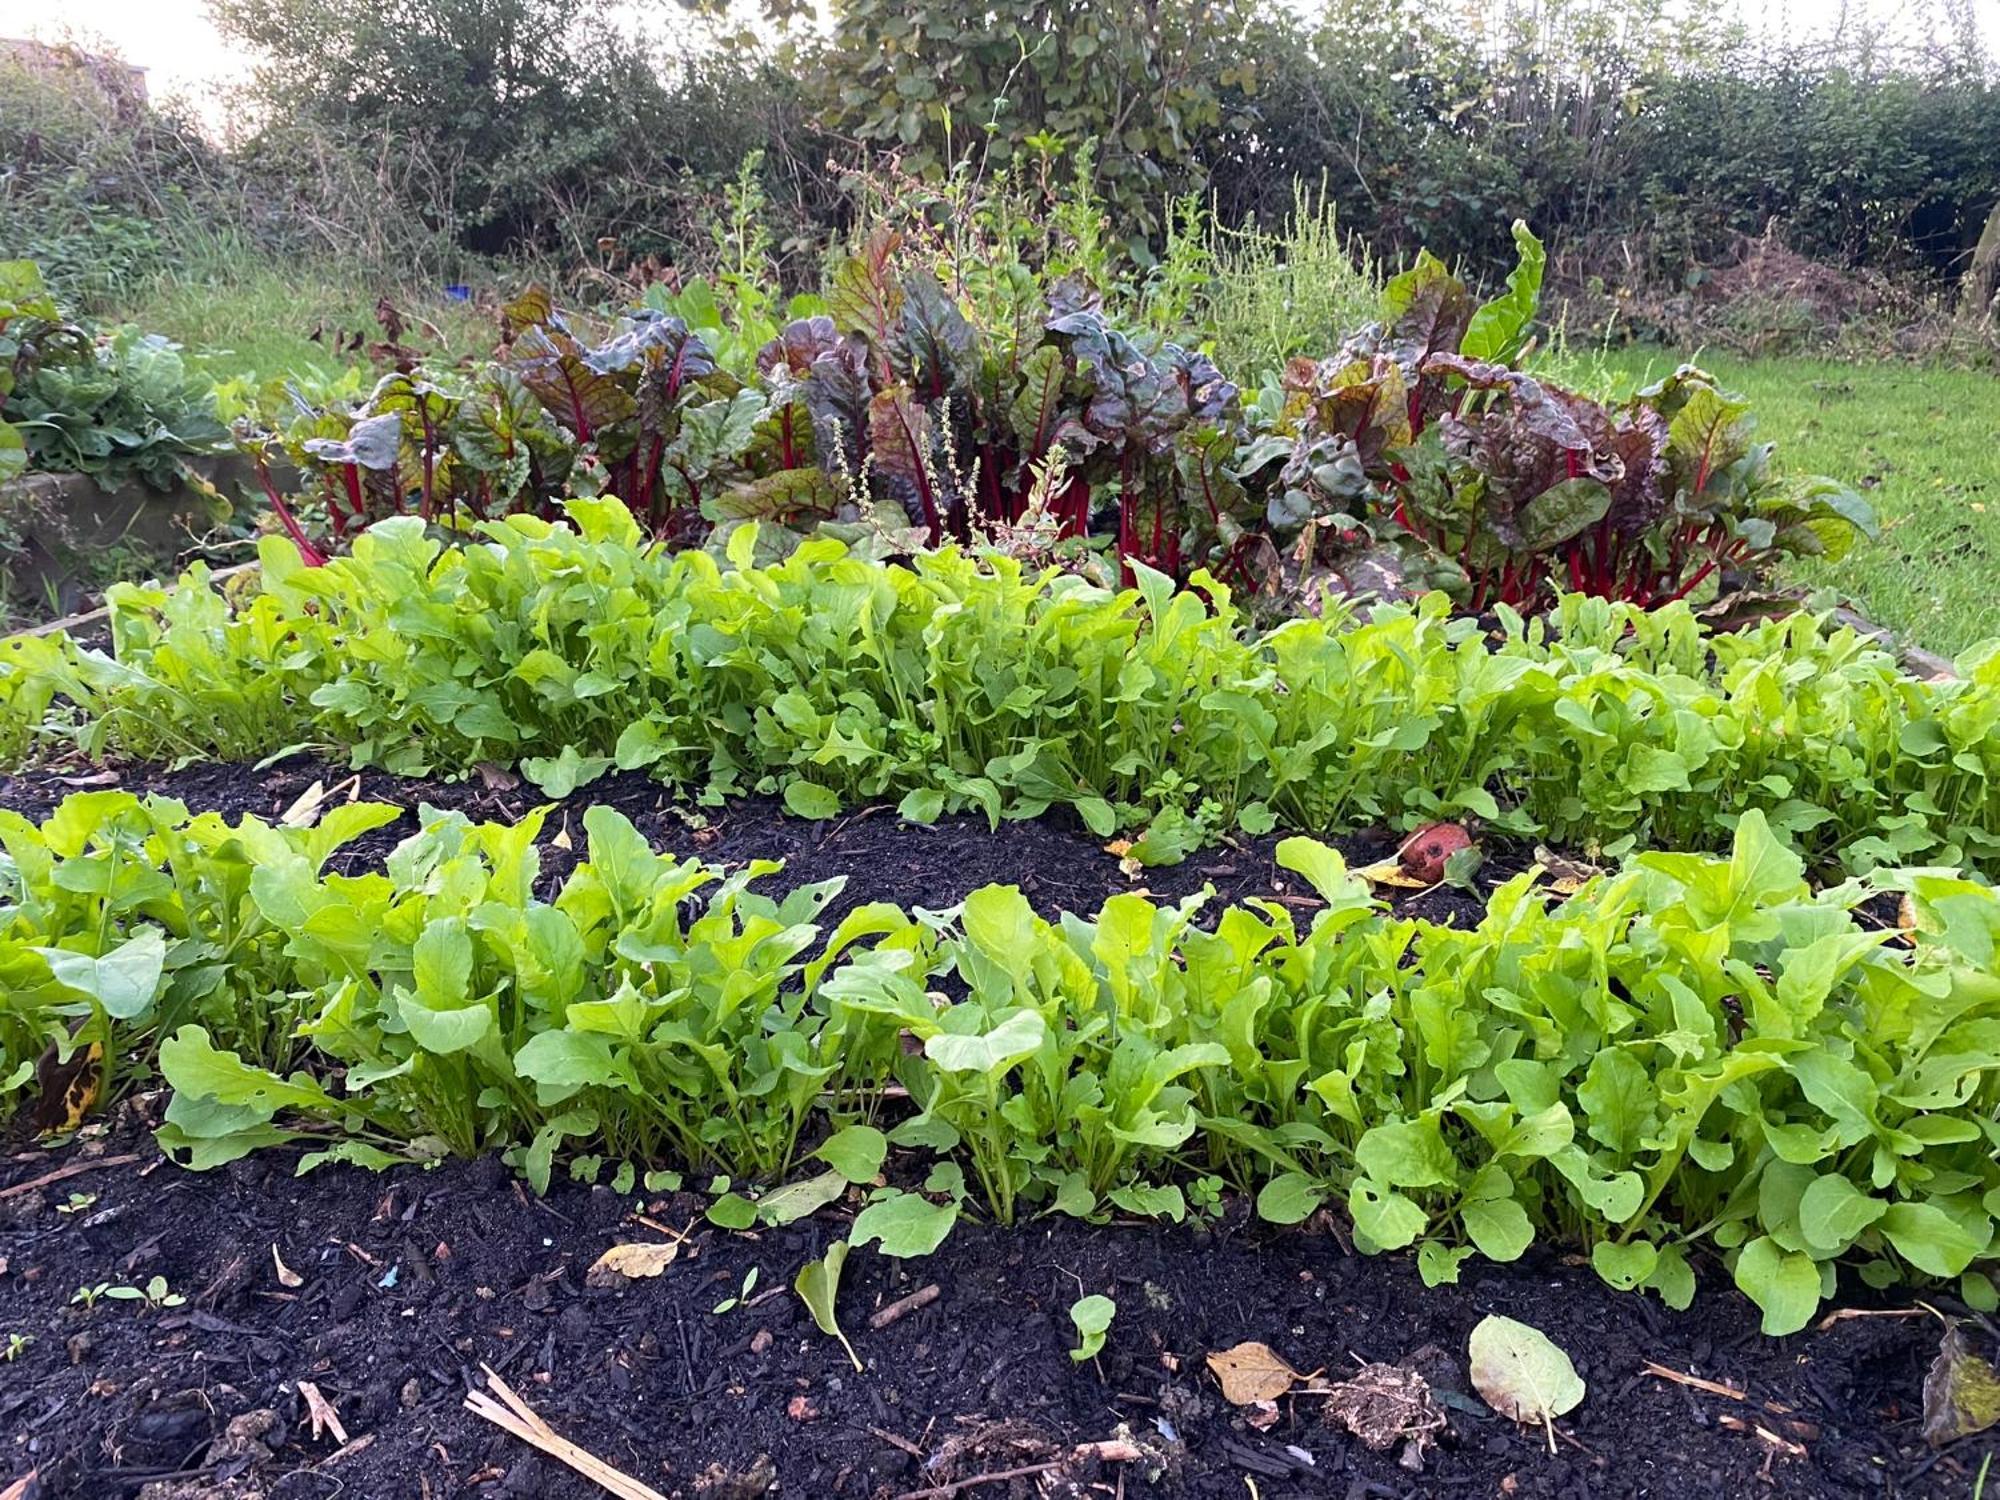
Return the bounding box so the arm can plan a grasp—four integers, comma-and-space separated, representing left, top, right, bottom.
1382, 251, 1475, 426
503, 324, 636, 443
708, 466, 845, 526
588, 312, 713, 380
501, 286, 555, 336
1047, 309, 1187, 457
867, 385, 942, 539
368, 375, 460, 521
1660, 381, 1755, 506
302, 411, 403, 473
1168, 344, 1239, 425
889, 271, 976, 401
1603, 407, 1668, 537
828, 227, 905, 368
803, 334, 874, 475
757, 316, 843, 379
1005, 344, 1067, 463
1384, 252, 1475, 363
1293, 354, 1413, 478
456, 372, 573, 509
1421, 353, 1616, 556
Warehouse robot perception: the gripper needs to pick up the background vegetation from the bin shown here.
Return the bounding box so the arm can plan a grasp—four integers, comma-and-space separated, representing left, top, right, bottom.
1, 0, 1995, 645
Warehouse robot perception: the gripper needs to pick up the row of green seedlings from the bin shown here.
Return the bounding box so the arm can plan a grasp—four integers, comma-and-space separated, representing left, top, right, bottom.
1, 504, 1997, 876
3, 789, 1997, 1335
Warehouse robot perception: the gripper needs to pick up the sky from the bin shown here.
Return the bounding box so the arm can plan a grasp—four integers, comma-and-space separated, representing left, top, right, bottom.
1, 0, 1992, 134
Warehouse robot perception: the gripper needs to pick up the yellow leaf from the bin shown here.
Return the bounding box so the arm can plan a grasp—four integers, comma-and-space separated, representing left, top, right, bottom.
1355, 856, 1430, 890
585, 1240, 680, 1287
1206, 1341, 1304, 1405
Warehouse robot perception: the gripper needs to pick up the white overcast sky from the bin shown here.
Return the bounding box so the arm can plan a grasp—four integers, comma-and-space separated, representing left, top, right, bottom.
1, 0, 1992, 133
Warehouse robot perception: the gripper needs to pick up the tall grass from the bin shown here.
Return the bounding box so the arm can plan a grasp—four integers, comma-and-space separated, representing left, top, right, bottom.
1197, 179, 1379, 374
118, 236, 498, 385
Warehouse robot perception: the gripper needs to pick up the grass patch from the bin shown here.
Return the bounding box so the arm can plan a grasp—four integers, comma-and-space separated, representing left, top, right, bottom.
112, 255, 496, 386
1550, 345, 2000, 659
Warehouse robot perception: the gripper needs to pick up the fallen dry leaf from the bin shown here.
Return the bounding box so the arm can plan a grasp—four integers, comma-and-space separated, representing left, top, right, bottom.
1354, 856, 1432, 890
280, 780, 328, 829
585, 1241, 681, 1288
1207, 1341, 1306, 1405
1923, 1323, 2000, 1448
475, 762, 522, 792
272, 1244, 304, 1288
1468, 1315, 1584, 1453
1319, 1362, 1446, 1472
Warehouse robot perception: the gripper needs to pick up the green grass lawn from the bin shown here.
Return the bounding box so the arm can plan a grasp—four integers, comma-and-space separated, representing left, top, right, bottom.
117, 260, 495, 387
1551, 345, 2000, 660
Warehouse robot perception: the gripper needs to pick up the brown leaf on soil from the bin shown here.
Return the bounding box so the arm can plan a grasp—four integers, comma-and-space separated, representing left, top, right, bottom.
475, 762, 521, 792
26, 1038, 102, 1135
585, 1241, 681, 1287
1207, 1341, 1305, 1405
1318, 1362, 1446, 1471
1922, 1323, 2000, 1448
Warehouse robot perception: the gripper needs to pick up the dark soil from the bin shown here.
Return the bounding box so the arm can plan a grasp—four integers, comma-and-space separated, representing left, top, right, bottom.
3, 760, 1994, 1499
0, 754, 1519, 929
2, 1130, 1992, 1500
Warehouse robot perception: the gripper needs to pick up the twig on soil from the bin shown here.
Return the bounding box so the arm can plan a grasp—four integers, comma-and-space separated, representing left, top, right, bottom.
0, 1152, 141, 1201
298, 1380, 350, 1445
465, 1364, 667, 1500
1814, 1305, 1935, 1332
1717, 1412, 1809, 1458
1642, 1361, 1747, 1401
1, 1472, 39, 1500
870, 1283, 941, 1329
867, 1424, 926, 1459
897, 1461, 1064, 1498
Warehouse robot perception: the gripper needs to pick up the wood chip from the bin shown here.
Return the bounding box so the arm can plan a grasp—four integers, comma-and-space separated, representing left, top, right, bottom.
299, 1380, 350, 1445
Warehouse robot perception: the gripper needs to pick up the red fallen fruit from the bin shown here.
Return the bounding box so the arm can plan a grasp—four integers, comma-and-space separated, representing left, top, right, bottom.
1398, 822, 1474, 884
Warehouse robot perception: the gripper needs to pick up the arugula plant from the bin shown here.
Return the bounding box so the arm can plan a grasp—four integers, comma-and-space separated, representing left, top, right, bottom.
10, 789, 1999, 1334
5, 512, 1995, 879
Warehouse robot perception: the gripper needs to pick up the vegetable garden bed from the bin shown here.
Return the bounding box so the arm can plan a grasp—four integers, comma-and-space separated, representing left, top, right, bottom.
3, 517, 1999, 1499
1, 757, 1996, 1498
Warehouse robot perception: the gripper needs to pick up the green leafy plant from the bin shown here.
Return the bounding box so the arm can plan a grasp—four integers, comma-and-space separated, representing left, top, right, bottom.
9, 789, 1999, 1334
794, 1241, 863, 1372
1, 262, 228, 490
1069, 1293, 1116, 1362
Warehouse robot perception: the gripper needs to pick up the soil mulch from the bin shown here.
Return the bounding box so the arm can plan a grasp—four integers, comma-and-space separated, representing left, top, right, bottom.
3, 1128, 1992, 1500
2, 758, 1994, 1499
